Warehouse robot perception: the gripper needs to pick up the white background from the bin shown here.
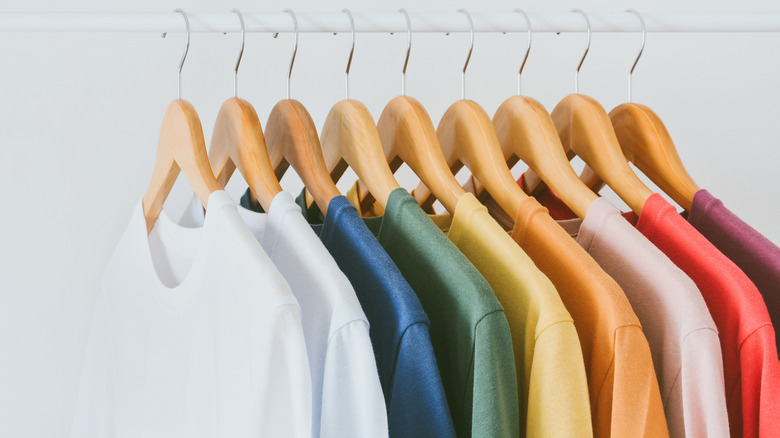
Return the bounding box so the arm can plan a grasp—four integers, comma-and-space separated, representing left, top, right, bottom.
2, 0, 780, 435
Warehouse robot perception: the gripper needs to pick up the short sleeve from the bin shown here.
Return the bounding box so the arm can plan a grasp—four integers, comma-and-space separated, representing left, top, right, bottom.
528, 322, 592, 437
609, 327, 669, 437
739, 325, 780, 438
319, 320, 388, 437
389, 322, 455, 438
471, 311, 519, 437
666, 328, 729, 437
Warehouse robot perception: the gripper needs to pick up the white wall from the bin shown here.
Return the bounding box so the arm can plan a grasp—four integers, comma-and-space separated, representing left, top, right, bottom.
2, 0, 779, 435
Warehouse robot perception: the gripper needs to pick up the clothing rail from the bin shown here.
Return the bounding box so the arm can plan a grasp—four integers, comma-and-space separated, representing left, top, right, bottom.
1, 12, 780, 34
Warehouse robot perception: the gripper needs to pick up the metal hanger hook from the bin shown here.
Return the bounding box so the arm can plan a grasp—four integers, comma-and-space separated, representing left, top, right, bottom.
513, 9, 532, 96
342, 9, 356, 100
571, 9, 591, 94
284, 9, 299, 100
231, 9, 245, 98
457, 9, 474, 100
626, 9, 646, 103
173, 8, 190, 100
399, 9, 411, 96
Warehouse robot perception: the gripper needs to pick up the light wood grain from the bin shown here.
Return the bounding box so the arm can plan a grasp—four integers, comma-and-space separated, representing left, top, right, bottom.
609, 103, 699, 211
208, 97, 282, 212
321, 99, 400, 210
377, 95, 465, 214
142, 99, 221, 234
493, 95, 597, 219
265, 99, 340, 215
413, 99, 526, 217
552, 94, 653, 216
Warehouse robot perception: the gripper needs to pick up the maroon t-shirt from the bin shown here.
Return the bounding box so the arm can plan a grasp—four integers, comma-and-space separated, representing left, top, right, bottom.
687, 189, 780, 355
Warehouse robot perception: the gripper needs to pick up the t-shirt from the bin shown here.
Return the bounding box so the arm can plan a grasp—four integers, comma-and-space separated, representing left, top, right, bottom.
243, 189, 456, 438
552, 198, 729, 437
507, 196, 668, 437
348, 185, 592, 437
181, 191, 387, 438
72, 190, 312, 438
297, 187, 519, 438
688, 189, 780, 354
624, 194, 780, 438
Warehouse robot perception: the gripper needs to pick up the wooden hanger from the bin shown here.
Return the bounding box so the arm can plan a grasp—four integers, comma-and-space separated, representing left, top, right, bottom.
415, 11, 526, 217
264, 10, 341, 216
320, 10, 400, 211
550, 10, 653, 216
491, 11, 597, 220
266, 100, 341, 216
208, 11, 282, 212
321, 100, 400, 211
494, 96, 598, 219
607, 11, 699, 211
141, 11, 220, 233
609, 103, 699, 211
376, 10, 466, 214
378, 96, 466, 214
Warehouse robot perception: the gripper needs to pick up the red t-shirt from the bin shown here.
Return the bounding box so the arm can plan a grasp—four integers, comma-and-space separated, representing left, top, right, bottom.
523, 176, 780, 437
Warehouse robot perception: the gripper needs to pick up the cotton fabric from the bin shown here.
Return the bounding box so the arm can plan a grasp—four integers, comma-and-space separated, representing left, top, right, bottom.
688, 189, 780, 354
350, 185, 592, 437
244, 189, 456, 438
72, 191, 312, 438
299, 187, 519, 438
553, 198, 729, 438
625, 194, 780, 438
181, 191, 387, 438
461, 179, 669, 438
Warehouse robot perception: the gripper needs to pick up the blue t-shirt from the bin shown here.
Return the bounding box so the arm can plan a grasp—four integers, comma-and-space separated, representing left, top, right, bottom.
241, 189, 455, 438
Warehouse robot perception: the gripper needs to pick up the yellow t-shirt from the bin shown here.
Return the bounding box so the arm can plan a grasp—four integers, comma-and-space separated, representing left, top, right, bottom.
348, 184, 593, 437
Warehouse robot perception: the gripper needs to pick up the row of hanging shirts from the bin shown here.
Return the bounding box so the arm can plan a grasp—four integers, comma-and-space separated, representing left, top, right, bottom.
72, 7, 780, 438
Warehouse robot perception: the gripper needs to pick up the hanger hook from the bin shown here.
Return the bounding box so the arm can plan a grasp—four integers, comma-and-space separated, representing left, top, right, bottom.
284, 9, 299, 100
513, 9, 532, 96
571, 9, 591, 94
399, 9, 412, 96
173, 9, 190, 100
231, 9, 245, 98
342, 9, 356, 100
457, 9, 474, 100
626, 9, 646, 103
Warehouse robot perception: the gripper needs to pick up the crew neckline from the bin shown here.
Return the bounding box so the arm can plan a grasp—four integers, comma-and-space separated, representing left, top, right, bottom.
140, 190, 229, 311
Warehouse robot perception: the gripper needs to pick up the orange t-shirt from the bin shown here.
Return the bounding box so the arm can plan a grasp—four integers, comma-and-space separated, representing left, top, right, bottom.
509, 196, 668, 437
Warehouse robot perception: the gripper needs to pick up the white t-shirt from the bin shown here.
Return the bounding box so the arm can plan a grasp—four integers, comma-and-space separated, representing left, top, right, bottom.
72, 190, 312, 438
182, 191, 388, 438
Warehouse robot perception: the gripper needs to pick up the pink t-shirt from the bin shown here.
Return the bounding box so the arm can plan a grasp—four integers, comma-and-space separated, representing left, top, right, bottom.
517, 178, 780, 437
555, 198, 729, 437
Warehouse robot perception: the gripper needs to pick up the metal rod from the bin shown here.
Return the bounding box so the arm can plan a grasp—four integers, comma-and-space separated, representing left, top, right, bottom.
1, 12, 780, 33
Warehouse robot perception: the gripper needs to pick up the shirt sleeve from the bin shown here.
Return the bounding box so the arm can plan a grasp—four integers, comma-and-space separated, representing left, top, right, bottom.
319, 320, 388, 438
528, 321, 593, 437
257, 303, 312, 438
609, 326, 669, 437
667, 328, 729, 437
389, 322, 456, 438
739, 325, 780, 438
471, 311, 520, 438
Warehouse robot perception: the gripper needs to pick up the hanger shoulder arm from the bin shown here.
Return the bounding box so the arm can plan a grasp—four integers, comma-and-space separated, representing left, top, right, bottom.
143, 99, 221, 233
266, 99, 340, 214
610, 103, 699, 210
321, 99, 399, 209
378, 96, 465, 213
209, 97, 282, 211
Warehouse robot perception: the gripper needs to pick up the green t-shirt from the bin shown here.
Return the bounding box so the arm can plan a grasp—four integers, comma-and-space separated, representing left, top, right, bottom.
297, 188, 519, 438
